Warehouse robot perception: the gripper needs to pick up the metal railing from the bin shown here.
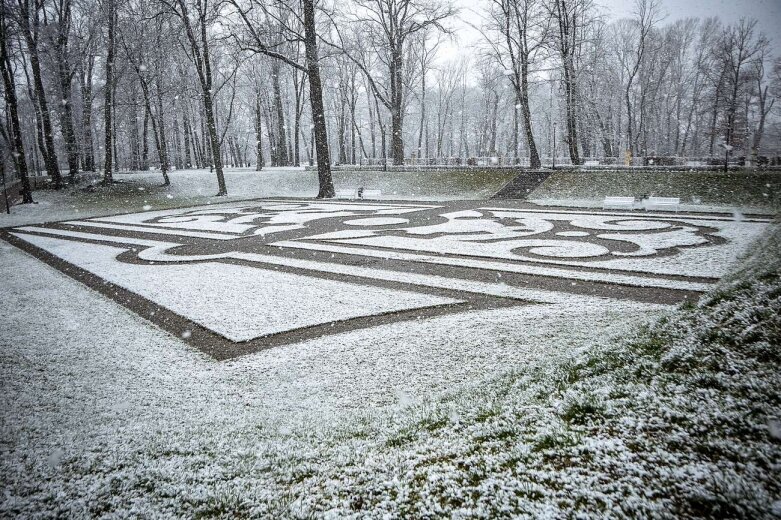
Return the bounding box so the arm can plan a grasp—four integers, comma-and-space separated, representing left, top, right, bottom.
346, 155, 780, 169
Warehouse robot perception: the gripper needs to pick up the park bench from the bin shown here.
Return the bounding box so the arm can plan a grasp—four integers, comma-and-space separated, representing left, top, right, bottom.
583, 160, 600, 167
334, 188, 382, 200
602, 196, 635, 210
643, 196, 680, 212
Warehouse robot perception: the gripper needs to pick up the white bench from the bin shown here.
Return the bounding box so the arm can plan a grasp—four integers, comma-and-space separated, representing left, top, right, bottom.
335, 188, 382, 200
584, 160, 600, 167
644, 196, 680, 212
602, 196, 635, 210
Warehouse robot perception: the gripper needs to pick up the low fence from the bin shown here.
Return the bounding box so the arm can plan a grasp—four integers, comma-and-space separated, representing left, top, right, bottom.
346, 155, 781, 169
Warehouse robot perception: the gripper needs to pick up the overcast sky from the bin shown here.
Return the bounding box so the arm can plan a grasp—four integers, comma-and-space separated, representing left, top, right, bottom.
441, 0, 780, 65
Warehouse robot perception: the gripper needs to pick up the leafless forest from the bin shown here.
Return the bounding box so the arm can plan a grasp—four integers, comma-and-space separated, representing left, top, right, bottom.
1, 0, 778, 198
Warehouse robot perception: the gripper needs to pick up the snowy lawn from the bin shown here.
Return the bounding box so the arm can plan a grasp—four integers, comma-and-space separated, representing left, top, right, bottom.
1, 189, 778, 517
0, 167, 515, 229
1, 238, 666, 517
1, 227, 779, 517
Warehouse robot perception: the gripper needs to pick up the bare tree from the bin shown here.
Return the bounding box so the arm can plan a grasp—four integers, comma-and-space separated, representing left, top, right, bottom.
484, 0, 550, 167
42, 0, 81, 179
11, 0, 62, 186
102, 0, 115, 184
549, 0, 594, 165
162, 0, 227, 195
722, 19, 767, 156
750, 49, 775, 163
0, 3, 33, 202
117, 5, 171, 185
228, 0, 334, 197
337, 0, 455, 165
616, 0, 662, 159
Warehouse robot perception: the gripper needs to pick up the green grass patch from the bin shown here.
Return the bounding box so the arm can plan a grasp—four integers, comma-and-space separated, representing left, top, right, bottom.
531, 170, 781, 208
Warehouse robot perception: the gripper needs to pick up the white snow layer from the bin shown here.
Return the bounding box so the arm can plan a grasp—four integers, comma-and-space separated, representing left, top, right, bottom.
0, 240, 668, 517
11, 232, 460, 342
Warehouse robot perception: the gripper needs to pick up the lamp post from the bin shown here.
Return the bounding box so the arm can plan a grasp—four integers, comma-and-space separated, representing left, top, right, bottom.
719, 142, 733, 173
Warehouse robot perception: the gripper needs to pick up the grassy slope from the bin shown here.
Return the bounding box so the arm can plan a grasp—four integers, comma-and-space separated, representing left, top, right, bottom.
289, 223, 781, 518
531, 170, 781, 208
331, 169, 518, 200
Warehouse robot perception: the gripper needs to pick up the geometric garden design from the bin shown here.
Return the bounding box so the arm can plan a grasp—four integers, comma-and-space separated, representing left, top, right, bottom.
2, 199, 770, 360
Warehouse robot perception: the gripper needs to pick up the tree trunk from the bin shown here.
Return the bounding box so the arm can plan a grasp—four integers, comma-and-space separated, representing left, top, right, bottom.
293, 72, 303, 167
129, 87, 141, 170
190, 107, 203, 167
20, 8, 61, 187
751, 85, 771, 163
53, 3, 79, 180
377, 96, 388, 168
172, 98, 183, 169
142, 108, 150, 170
337, 89, 347, 164
80, 55, 95, 171
182, 112, 192, 168
367, 85, 376, 159
56, 62, 79, 179
349, 79, 357, 165
519, 63, 540, 168
0, 9, 33, 202
417, 67, 425, 160
390, 47, 404, 165
489, 91, 498, 155
112, 100, 119, 172
302, 0, 334, 197
102, 0, 115, 184
155, 75, 171, 185
201, 46, 225, 192
271, 60, 288, 166
562, 56, 580, 164
254, 91, 264, 170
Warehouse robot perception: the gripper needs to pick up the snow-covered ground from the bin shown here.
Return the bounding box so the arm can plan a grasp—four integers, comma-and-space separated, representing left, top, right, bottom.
0, 167, 511, 229
3, 224, 778, 516
1, 172, 778, 516
0, 237, 668, 516
0, 168, 316, 228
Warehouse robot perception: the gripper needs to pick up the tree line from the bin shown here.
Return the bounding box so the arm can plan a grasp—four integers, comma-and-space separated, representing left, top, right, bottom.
1, 0, 778, 202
